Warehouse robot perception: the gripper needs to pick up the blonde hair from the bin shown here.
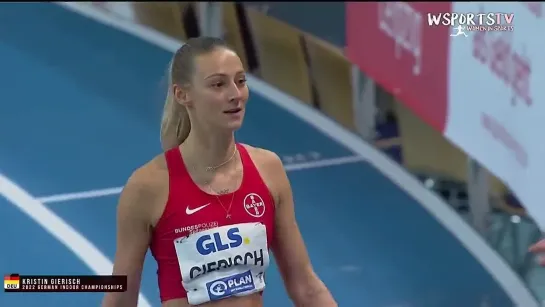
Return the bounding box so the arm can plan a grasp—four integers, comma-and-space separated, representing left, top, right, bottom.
159, 36, 230, 151
160, 60, 191, 151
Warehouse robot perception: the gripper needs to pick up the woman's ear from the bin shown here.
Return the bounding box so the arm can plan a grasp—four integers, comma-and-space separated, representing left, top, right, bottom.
173, 84, 193, 107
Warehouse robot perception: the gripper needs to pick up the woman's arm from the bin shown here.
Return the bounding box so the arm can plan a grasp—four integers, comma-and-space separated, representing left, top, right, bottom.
102, 167, 158, 307
262, 150, 337, 307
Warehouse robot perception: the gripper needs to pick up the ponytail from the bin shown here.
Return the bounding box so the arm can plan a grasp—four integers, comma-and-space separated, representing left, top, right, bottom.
160, 61, 191, 151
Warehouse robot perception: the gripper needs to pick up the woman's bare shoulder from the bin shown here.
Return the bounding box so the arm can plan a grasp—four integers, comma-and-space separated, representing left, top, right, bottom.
240, 144, 285, 205
130, 153, 169, 188
120, 153, 170, 213
241, 144, 283, 169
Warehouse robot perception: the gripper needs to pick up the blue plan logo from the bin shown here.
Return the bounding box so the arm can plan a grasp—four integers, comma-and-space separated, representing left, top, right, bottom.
206, 270, 255, 301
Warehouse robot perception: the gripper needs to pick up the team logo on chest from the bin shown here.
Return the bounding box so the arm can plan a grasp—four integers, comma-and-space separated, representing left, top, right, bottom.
243, 193, 266, 218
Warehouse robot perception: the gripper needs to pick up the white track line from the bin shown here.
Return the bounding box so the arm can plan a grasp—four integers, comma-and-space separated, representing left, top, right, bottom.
284, 155, 365, 171
0, 174, 152, 307
37, 155, 366, 204
39, 186, 124, 204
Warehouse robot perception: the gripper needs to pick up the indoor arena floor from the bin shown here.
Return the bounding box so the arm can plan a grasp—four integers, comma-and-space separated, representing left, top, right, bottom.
0, 3, 531, 307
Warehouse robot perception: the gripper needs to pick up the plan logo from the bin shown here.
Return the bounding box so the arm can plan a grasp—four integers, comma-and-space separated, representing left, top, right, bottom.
206, 270, 255, 301
427, 12, 514, 37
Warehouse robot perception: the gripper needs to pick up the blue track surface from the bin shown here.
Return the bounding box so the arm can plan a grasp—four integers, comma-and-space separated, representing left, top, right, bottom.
0, 3, 520, 307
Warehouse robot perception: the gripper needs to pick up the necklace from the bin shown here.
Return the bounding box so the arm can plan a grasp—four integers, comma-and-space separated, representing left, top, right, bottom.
209, 188, 236, 219
205, 146, 238, 172
207, 173, 238, 219
204, 147, 240, 219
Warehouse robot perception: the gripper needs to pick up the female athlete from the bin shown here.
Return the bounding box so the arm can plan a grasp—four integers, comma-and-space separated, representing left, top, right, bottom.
102, 36, 337, 307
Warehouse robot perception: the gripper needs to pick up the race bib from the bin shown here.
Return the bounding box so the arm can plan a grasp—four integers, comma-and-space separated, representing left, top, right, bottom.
174, 223, 270, 305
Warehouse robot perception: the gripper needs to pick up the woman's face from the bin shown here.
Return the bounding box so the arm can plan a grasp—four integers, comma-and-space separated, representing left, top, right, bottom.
184, 47, 249, 132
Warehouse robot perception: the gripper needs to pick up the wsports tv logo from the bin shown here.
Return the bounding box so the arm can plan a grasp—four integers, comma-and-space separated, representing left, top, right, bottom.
427, 12, 515, 34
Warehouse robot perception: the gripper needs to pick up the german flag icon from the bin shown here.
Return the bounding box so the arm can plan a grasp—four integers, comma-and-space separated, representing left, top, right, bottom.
4, 274, 20, 290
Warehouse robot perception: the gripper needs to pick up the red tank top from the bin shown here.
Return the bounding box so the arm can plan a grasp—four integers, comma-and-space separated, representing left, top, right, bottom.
150, 143, 276, 302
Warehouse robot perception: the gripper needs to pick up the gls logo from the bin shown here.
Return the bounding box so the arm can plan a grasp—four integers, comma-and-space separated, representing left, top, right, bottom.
196, 227, 243, 256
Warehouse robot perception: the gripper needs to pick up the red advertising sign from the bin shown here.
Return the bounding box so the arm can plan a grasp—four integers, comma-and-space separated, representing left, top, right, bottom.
346, 2, 451, 132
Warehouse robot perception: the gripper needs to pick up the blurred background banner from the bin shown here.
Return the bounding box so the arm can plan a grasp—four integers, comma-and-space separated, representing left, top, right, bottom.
347, 1, 545, 231
445, 2, 544, 231
346, 2, 450, 132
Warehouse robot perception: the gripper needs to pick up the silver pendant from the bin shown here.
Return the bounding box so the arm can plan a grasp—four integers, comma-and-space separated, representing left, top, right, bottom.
226, 214, 231, 219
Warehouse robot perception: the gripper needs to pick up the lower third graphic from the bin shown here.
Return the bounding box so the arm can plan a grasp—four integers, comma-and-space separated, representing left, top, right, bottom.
206, 270, 255, 300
